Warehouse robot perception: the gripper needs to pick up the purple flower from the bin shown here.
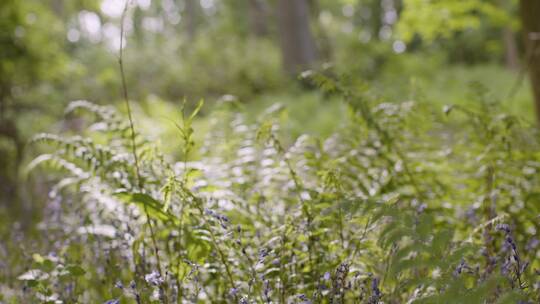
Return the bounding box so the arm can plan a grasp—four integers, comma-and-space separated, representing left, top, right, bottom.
453, 259, 467, 276
114, 281, 124, 289
526, 238, 539, 251
145, 270, 164, 286
369, 277, 382, 303
371, 277, 380, 296
297, 294, 312, 304
323, 271, 331, 281
416, 203, 427, 213
496, 224, 511, 234
263, 279, 271, 302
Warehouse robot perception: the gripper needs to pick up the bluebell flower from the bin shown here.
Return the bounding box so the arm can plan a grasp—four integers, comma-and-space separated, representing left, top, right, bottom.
496, 224, 511, 234
114, 281, 124, 289
297, 293, 312, 304
323, 271, 331, 281
145, 270, 164, 286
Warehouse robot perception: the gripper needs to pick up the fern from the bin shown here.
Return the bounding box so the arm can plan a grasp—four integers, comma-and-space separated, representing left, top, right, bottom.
18, 73, 540, 303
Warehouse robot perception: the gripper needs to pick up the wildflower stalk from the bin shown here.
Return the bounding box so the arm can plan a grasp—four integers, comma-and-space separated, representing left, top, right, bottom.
255, 118, 321, 298
243, 250, 265, 302
186, 191, 239, 302
118, 3, 167, 302
268, 132, 317, 292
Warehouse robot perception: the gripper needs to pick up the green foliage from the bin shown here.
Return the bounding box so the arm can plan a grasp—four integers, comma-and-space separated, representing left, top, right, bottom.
398, 0, 517, 42
1, 1, 539, 303
4, 73, 538, 303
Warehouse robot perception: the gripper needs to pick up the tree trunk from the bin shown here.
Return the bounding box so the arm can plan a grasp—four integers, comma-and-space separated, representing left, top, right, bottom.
371, 0, 383, 40
502, 27, 519, 71
520, 0, 540, 122
51, 0, 64, 17
309, 0, 333, 62
248, 0, 269, 37
184, 0, 199, 40
277, 0, 318, 75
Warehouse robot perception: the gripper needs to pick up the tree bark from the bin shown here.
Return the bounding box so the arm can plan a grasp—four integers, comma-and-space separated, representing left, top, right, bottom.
520, 0, 540, 122
248, 0, 269, 37
309, 0, 333, 62
502, 27, 519, 71
276, 0, 318, 75
184, 0, 199, 40
371, 0, 383, 40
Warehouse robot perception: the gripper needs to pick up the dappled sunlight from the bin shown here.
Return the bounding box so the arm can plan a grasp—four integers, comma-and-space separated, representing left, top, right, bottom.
1, 0, 540, 303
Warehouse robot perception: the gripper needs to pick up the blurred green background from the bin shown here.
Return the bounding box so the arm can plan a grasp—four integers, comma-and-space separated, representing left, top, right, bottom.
0, 0, 537, 219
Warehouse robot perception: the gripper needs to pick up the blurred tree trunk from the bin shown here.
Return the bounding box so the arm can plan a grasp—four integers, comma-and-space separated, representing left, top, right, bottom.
133, 7, 145, 45
184, 0, 200, 40
520, 0, 540, 122
248, 0, 269, 37
371, 0, 383, 40
51, 0, 64, 16
394, 0, 403, 17
502, 28, 519, 70
309, 0, 333, 62
499, 0, 518, 70
277, 0, 318, 75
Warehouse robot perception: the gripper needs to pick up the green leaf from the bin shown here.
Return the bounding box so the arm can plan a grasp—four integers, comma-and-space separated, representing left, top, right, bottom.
189, 99, 204, 121
115, 191, 180, 225
495, 290, 526, 304
66, 265, 86, 277
32, 253, 45, 264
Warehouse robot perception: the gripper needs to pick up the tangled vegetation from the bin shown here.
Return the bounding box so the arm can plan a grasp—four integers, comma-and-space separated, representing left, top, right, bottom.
3, 74, 538, 303
2, 1, 540, 303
